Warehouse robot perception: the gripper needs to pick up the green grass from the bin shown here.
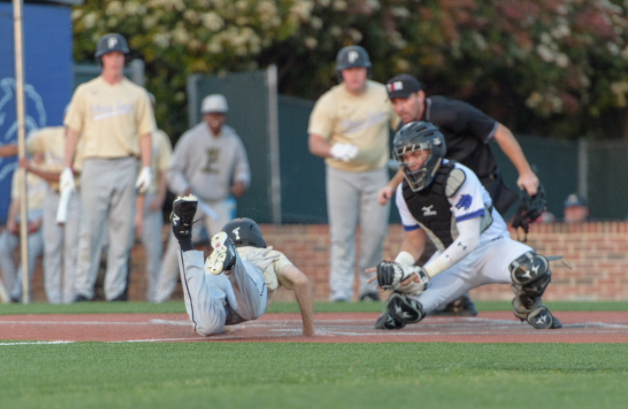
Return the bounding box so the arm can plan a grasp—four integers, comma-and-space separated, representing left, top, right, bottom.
2, 300, 628, 315
1, 343, 627, 409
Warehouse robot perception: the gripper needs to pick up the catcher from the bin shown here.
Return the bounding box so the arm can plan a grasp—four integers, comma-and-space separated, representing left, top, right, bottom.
368, 122, 562, 330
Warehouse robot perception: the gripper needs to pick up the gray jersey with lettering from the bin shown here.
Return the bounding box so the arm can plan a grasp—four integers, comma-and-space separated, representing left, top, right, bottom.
166, 123, 250, 201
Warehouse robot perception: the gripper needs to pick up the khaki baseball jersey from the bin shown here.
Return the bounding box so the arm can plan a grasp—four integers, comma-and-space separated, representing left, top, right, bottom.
308, 80, 400, 172
10, 168, 46, 211
146, 129, 173, 194
235, 246, 296, 300
64, 76, 155, 159
26, 126, 85, 190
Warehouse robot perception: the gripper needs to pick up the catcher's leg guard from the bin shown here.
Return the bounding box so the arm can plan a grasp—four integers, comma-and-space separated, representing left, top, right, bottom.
387, 292, 425, 324
509, 252, 561, 329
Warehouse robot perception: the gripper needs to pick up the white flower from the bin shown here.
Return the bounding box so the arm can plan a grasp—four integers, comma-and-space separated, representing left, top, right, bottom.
525, 92, 543, 109
607, 42, 620, 55
207, 39, 223, 53
329, 26, 342, 37
319, 0, 331, 7
333, 0, 347, 11
311, 16, 323, 30
196, 0, 211, 7
540, 32, 552, 44
291, 1, 314, 21
82, 12, 98, 29
305, 37, 318, 49
536, 44, 555, 62
391, 7, 410, 18
473, 33, 488, 51
364, 0, 380, 13
580, 74, 591, 88
172, 27, 190, 44
555, 53, 569, 68
348, 28, 363, 43
550, 24, 570, 39
107, 17, 119, 28
550, 95, 563, 113
106, 1, 123, 16
201, 12, 225, 31
184, 10, 200, 24
236, 0, 248, 11
125, 2, 143, 16
144, 15, 159, 30
396, 59, 410, 71
71, 9, 83, 21
153, 33, 171, 48
621, 46, 628, 60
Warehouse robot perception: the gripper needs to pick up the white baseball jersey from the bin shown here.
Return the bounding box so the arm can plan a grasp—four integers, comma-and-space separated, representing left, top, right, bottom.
395, 160, 507, 248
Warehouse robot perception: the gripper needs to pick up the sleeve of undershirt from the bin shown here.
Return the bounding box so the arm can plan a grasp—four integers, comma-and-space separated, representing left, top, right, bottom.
395, 183, 420, 232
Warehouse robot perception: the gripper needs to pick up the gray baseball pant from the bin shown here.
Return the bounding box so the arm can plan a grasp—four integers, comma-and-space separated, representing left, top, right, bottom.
153, 200, 231, 303
42, 186, 81, 304
326, 165, 390, 301
141, 192, 163, 302
0, 218, 44, 301
73, 157, 137, 301
178, 249, 267, 336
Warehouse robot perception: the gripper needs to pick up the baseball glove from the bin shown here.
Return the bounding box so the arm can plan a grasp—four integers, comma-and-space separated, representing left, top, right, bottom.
512, 183, 546, 234
376, 261, 429, 291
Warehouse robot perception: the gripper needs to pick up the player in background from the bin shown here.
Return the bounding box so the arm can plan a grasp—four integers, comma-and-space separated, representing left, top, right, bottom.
369, 122, 561, 330
308, 46, 400, 302
153, 94, 250, 303
170, 195, 314, 336
379, 74, 541, 315
134, 93, 173, 301
62, 33, 155, 302
0, 154, 46, 302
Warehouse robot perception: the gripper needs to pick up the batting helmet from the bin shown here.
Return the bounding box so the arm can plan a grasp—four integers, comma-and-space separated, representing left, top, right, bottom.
95, 33, 129, 60
335, 46, 371, 82
222, 218, 267, 248
393, 121, 446, 192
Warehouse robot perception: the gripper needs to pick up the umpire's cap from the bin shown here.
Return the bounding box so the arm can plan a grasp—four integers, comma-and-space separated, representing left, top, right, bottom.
201, 94, 229, 114
95, 33, 129, 59
223, 218, 267, 248
386, 74, 422, 99
336, 46, 371, 72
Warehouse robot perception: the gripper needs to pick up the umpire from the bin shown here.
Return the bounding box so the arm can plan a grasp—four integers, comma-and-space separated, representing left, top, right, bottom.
62, 33, 155, 302
379, 74, 540, 315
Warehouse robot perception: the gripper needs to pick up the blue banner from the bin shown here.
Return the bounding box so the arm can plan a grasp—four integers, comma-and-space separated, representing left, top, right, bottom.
0, 2, 72, 223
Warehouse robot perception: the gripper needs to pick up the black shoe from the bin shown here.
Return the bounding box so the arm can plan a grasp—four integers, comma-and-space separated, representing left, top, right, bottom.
74, 294, 91, 302
374, 310, 406, 330
360, 292, 379, 302
527, 305, 562, 329
109, 293, 128, 302
205, 231, 237, 275
428, 294, 478, 317
172, 195, 198, 250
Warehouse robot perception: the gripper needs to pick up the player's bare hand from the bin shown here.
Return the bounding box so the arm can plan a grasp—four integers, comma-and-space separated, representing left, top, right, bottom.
28, 219, 42, 233
517, 171, 539, 196
230, 181, 245, 197
378, 186, 394, 205
7, 220, 18, 234
18, 157, 30, 171
148, 196, 163, 212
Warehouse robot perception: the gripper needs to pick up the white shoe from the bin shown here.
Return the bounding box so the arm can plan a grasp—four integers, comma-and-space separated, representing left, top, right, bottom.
204, 231, 237, 275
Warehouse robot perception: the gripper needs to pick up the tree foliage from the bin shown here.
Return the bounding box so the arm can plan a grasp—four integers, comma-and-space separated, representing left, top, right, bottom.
73, 0, 628, 140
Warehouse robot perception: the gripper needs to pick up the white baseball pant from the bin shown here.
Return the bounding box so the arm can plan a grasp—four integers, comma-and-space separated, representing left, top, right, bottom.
178, 249, 267, 336
326, 165, 390, 301
141, 192, 164, 302
406, 235, 532, 312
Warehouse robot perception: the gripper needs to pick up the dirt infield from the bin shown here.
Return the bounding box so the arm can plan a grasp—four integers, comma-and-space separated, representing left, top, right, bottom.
1, 312, 628, 343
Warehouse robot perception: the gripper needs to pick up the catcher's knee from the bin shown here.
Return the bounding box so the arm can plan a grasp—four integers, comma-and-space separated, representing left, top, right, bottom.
387, 292, 425, 324
509, 252, 552, 320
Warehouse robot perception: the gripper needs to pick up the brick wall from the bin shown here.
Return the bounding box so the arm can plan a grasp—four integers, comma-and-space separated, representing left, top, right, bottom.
6, 222, 628, 302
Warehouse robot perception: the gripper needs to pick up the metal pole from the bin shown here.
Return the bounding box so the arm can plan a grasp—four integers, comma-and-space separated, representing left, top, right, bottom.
13, 0, 29, 303
578, 138, 588, 201
266, 65, 281, 224
129, 59, 145, 87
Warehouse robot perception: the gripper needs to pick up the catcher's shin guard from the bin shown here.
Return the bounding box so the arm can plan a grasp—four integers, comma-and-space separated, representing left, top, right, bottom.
387, 292, 425, 324
509, 252, 561, 329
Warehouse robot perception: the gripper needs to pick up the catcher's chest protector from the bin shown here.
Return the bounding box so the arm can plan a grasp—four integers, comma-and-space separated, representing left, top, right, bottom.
403, 163, 457, 250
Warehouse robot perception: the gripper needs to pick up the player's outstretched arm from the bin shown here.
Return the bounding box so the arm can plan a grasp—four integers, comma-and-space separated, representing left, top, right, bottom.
378, 169, 405, 205
0, 144, 17, 157
281, 265, 314, 337
492, 124, 539, 195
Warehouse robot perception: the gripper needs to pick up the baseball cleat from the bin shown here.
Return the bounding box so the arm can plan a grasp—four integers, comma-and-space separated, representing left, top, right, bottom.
205, 231, 237, 275
172, 195, 198, 242
527, 305, 562, 329
387, 292, 425, 324
374, 309, 406, 330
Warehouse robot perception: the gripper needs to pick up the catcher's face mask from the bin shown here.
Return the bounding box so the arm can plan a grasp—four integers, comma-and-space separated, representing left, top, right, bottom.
394, 143, 441, 192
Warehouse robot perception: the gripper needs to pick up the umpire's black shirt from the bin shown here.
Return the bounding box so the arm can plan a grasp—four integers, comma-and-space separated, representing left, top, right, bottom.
417, 96, 498, 180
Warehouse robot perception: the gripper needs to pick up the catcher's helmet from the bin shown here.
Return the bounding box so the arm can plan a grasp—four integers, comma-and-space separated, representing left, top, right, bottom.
335, 46, 371, 82
222, 218, 267, 248
95, 33, 129, 60
393, 121, 446, 192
